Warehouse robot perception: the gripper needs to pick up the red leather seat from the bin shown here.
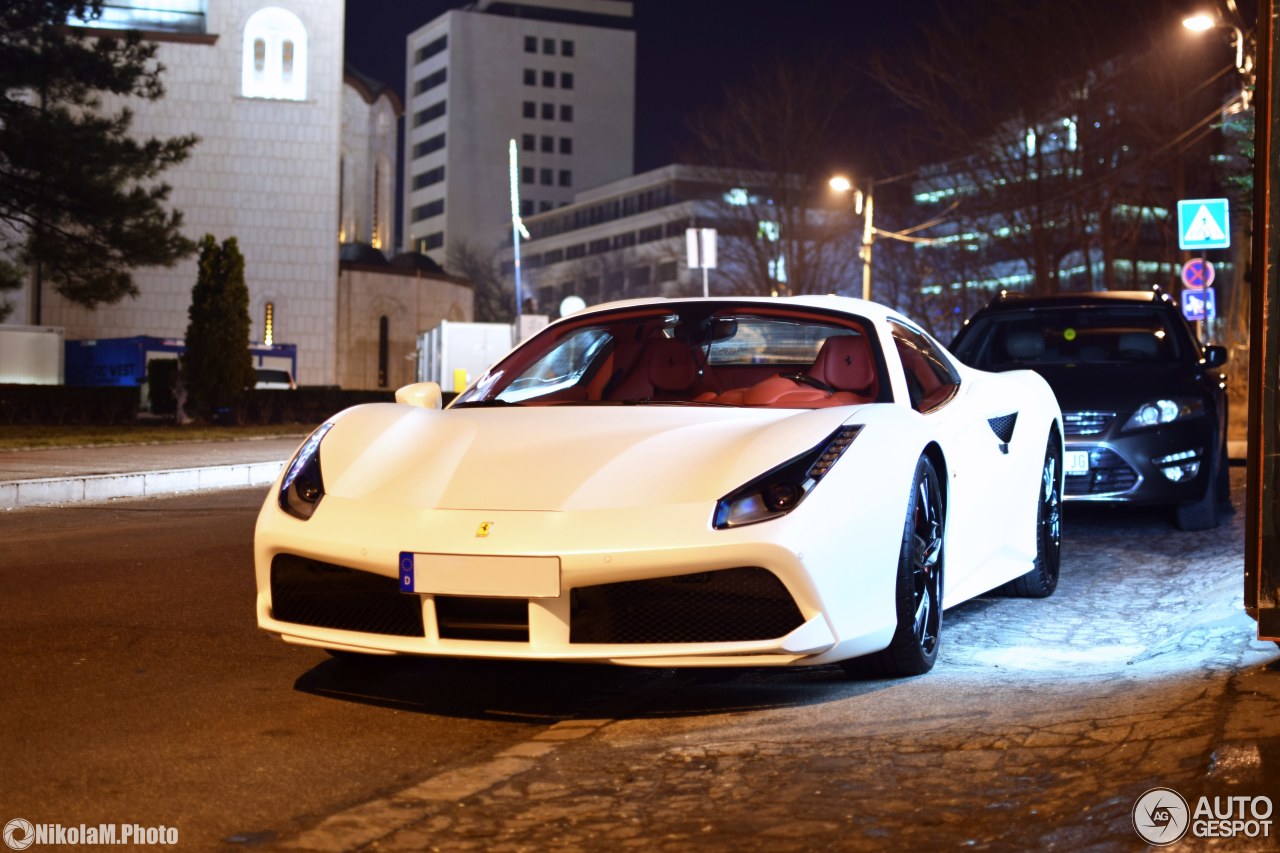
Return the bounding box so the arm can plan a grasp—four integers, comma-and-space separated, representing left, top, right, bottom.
607, 338, 698, 400
703, 334, 878, 407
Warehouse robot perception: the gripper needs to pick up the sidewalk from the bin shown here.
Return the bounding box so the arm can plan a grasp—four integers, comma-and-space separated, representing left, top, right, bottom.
0, 436, 303, 509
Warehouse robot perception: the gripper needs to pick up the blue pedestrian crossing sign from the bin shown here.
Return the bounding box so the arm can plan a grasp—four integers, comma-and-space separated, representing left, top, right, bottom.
1181, 288, 1216, 322
1177, 198, 1230, 250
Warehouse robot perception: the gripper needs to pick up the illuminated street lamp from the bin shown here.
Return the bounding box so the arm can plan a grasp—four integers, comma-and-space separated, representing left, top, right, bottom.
829, 175, 874, 301
1182, 8, 1255, 109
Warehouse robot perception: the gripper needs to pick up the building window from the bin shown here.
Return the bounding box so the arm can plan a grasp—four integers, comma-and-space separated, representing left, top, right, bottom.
639, 225, 663, 243
541, 102, 554, 120
523, 68, 536, 86
522, 101, 536, 118
414, 100, 446, 127
539, 200, 553, 212
566, 244, 586, 260
606, 271, 625, 299
68, 0, 207, 34
242, 7, 308, 101
542, 70, 555, 87
413, 165, 445, 189
520, 200, 533, 217
414, 67, 447, 95
524, 35, 536, 52
413, 133, 446, 158
561, 39, 574, 57
539, 168, 553, 185
423, 232, 443, 250
522, 166, 534, 184
373, 157, 391, 250
377, 316, 389, 388
630, 266, 651, 288
415, 35, 447, 64
411, 199, 444, 221
560, 72, 573, 90
560, 104, 573, 122
540, 135, 553, 153
658, 261, 678, 282
263, 301, 275, 346
542, 37, 555, 54
559, 137, 572, 155
559, 169, 571, 187
522, 133, 535, 151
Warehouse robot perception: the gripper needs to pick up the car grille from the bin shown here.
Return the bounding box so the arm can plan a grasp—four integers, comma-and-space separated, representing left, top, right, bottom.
270, 554, 424, 637
1063, 411, 1115, 436
435, 596, 529, 642
569, 567, 805, 645
1065, 447, 1139, 497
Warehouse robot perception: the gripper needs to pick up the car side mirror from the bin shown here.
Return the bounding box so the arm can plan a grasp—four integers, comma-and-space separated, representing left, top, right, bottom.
395, 381, 443, 410
1203, 345, 1228, 368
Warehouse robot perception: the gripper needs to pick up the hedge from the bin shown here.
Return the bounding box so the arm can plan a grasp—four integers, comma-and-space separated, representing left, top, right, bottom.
0, 384, 141, 425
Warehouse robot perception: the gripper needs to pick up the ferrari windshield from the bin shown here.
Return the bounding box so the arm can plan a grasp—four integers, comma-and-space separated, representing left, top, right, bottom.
452, 303, 888, 408
952, 306, 1186, 369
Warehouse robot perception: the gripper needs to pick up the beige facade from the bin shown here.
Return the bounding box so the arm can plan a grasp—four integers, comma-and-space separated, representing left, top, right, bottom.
336, 264, 472, 390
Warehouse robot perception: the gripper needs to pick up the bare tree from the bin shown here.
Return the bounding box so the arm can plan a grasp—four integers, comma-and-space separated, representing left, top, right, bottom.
872, 0, 1230, 296
447, 239, 511, 323
678, 58, 864, 298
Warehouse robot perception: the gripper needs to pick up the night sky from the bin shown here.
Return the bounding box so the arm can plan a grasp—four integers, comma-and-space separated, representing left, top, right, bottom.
343, 0, 945, 174
344, 0, 1248, 181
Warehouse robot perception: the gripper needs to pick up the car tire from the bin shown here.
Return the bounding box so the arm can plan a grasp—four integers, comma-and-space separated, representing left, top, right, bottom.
1000, 434, 1062, 598
1174, 447, 1221, 531
842, 455, 944, 678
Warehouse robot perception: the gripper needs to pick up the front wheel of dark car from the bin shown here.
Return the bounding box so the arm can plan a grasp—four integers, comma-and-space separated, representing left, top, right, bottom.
1174, 446, 1221, 531
1000, 433, 1062, 598
842, 454, 944, 678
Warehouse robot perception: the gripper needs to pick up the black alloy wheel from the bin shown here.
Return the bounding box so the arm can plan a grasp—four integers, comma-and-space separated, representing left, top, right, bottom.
1002, 434, 1062, 598
842, 455, 944, 677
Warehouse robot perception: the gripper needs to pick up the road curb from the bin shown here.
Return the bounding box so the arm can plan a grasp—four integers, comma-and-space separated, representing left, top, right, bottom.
0, 460, 285, 509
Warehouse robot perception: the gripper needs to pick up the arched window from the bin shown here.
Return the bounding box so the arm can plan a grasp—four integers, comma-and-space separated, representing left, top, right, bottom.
377, 316, 389, 388
242, 7, 307, 101
372, 156, 391, 250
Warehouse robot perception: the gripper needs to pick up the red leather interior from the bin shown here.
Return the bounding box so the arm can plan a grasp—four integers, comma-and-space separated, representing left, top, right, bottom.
608, 338, 698, 399
699, 334, 878, 408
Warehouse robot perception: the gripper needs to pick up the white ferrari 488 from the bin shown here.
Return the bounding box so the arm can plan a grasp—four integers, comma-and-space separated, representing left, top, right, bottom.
256, 296, 1062, 677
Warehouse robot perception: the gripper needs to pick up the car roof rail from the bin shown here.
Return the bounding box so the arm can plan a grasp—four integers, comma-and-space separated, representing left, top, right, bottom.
987, 289, 1028, 308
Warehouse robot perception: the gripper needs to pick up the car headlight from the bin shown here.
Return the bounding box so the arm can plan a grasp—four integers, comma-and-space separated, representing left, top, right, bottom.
713, 425, 861, 529
1121, 398, 1205, 432
278, 422, 334, 520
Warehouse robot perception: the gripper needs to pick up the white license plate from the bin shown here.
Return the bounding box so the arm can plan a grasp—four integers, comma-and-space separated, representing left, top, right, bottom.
399, 552, 560, 598
1065, 450, 1090, 475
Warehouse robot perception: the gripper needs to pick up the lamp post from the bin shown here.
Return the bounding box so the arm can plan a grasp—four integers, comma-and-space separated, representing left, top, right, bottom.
829, 175, 874, 301
1183, 7, 1256, 109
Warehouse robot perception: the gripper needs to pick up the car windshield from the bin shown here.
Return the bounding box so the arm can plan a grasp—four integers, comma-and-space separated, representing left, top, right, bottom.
452, 303, 886, 408
953, 306, 1184, 369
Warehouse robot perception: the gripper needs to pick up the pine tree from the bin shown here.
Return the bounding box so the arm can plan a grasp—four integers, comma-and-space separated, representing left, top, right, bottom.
183, 236, 253, 421
0, 0, 198, 320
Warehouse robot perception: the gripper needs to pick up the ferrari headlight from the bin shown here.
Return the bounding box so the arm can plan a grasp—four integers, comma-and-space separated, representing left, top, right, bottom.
278, 422, 334, 520
713, 425, 861, 529
1122, 397, 1204, 432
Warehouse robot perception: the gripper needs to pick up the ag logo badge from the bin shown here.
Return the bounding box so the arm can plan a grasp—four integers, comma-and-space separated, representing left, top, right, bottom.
476, 521, 494, 538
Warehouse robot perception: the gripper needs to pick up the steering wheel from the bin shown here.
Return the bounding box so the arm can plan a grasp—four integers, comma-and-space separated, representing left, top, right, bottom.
782, 372, 836, 394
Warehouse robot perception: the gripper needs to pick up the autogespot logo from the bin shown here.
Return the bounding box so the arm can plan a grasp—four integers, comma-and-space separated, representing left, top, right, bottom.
1133, 787, 1191, 846
3, 819, 34, 851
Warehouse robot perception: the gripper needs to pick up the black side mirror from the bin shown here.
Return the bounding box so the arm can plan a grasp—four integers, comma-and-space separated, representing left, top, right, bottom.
1203, 345, 1228, 368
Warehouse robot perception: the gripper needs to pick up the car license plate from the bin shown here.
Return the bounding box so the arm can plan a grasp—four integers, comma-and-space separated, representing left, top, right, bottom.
1065, 450, 1090, 475
399, 552, 560, 598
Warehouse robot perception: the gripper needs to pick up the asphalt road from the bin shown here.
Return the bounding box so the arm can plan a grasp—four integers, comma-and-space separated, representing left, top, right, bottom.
2, 473, 1277, 851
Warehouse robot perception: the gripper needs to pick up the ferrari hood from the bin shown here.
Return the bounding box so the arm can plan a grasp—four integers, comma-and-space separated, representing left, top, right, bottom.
316, 403, 862, 512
